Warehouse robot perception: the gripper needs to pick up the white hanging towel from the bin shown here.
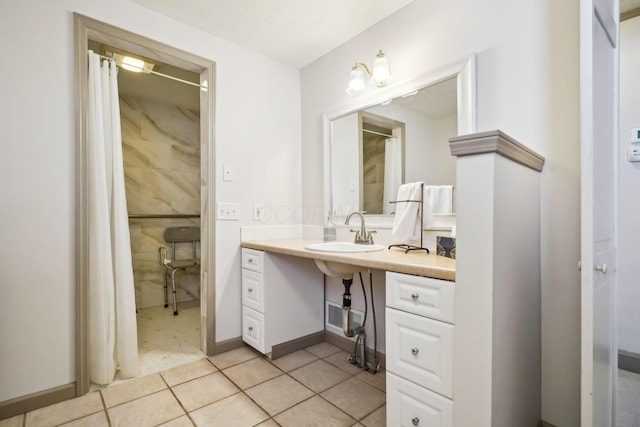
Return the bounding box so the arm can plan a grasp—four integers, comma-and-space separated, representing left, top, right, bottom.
424, 185, 454, 214
392, 182, 433, 244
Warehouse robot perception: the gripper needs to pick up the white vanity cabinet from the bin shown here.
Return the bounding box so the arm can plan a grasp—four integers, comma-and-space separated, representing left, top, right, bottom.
241, 248, 324, 357
385, 271, 455, 427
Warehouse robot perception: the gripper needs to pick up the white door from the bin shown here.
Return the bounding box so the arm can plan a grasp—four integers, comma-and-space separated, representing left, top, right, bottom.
580, 0, 619, 425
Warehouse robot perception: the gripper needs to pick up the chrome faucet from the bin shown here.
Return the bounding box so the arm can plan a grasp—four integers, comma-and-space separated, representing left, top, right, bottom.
345, 211, 376, 245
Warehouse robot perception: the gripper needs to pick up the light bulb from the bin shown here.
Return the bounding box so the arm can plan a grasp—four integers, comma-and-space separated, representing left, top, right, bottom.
121, 56, 145, 73
371, 50, 392, 87
346, 64, 367, 96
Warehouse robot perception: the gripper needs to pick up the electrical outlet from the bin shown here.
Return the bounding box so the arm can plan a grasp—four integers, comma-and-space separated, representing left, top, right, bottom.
217, 202, 240, 220
253, 203, 264, 221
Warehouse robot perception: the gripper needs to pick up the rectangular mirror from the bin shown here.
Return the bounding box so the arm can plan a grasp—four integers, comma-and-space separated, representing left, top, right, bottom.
327, 54, 476, 227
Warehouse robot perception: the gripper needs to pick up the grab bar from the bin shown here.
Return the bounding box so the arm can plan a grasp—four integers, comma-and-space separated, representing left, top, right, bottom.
128, 214, 200, 219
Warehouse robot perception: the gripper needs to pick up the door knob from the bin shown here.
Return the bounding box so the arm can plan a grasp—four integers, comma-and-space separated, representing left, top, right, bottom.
595, 263, 608, 274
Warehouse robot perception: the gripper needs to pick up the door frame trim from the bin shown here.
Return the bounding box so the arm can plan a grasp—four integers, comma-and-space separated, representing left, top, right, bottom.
74, 13, 217, 396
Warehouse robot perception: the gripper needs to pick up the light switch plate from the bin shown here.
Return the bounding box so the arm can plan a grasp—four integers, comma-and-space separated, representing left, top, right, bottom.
217, 202, 240, 220
223, 164, 234, 181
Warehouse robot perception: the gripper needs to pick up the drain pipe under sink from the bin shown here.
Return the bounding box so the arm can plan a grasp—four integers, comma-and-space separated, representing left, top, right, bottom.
341, 277, 367, 370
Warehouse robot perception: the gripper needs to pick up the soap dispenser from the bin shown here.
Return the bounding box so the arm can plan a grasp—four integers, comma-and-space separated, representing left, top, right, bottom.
324, 212, 336, 242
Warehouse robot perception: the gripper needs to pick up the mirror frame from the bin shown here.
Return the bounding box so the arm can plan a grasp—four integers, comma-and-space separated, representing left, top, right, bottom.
323, 53, 477, 227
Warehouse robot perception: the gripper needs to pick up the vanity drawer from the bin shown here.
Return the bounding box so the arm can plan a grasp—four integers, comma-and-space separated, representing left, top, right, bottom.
242, 269, 264, 312
386, 307, 453, 398
387, 372, 453, 427
386, 272, 454, 323
242, 306, 265, 353
242, 248, 264, 273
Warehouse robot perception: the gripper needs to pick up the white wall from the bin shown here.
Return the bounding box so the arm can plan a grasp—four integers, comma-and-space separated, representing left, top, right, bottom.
301, 0, 580, 425
0, 0, 300, 402
435, 115, 458, 186
330, 113, 360, 214
618, 16, 640, 355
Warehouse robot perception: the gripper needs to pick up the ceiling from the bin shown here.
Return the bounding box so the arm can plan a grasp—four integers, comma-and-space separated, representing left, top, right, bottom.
130, 0, 414, 69
131, 0, 640, 70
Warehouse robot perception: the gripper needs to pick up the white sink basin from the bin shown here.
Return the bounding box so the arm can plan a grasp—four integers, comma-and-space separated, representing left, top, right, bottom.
311, 259, 364, 279
304, 242, 385, 253
304, 242, 385, 279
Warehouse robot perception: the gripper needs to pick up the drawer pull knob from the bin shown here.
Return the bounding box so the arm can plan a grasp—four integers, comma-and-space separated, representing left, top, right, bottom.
248, 288, 253, 293
411, 347, 419, 356
412, 417, 420, 425
248, 326, 253, 331
411, 293, 419, 301
248, 258, 254, 263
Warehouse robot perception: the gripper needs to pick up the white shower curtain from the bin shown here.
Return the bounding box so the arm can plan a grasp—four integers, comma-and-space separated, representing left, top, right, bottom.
87, 51, 138, 385
382, 137, 403, 214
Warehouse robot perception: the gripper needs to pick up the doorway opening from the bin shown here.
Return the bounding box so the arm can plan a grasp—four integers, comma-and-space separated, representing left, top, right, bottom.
74, 14, 216, 395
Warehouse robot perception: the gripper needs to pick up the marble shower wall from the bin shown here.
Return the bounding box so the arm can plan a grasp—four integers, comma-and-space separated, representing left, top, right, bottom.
120, 95, 201, 309
362, 132, 386, 214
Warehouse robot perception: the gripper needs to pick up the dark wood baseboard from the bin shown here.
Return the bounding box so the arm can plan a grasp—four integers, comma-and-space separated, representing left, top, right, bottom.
271, 331, 325, 359
0, 383, 76, 421
619, 349, 640, 374
211, 336, 245, 356
323, 330, 386, 369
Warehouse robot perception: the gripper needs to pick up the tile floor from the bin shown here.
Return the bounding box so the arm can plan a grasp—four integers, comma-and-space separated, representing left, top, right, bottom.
134, 300, 204, 379
3, 342, 385, 427
90, 300, 204, 391
617, 369, 640, 427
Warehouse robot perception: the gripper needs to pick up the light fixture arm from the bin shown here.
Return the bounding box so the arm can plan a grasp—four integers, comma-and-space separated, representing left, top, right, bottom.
346, 50, 392, 96
354, 62, 372, 77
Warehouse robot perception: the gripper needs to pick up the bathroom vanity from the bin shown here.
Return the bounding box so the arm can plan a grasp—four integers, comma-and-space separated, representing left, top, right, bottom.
240, 238, 456, 425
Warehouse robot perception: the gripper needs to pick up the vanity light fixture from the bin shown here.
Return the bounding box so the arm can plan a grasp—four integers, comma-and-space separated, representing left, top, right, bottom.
346, 50, 393, 96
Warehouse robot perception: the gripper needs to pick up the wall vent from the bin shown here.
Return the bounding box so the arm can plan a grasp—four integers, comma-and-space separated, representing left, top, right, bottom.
326, 301, 363, 339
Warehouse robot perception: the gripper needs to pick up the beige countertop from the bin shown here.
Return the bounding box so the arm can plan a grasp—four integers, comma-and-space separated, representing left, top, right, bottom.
241, 239, 456, 282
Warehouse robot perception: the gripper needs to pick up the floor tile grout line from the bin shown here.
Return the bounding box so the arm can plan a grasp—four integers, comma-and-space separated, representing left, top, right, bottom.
213, 351, 361, 424
236, 389, 275, 425
29, 402, 106, 427
315, 354, 386, 422
207, 353, 260, 371
243, 375, 317, 420
313, 394, 359, 424
97, 389, 113, 427
100, 373, 168, 410
159, 368, 197, 426
218, 358, 286, 392
317, 385, 368, 422
247, 348, 384, 422
253, 367, 362, 423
